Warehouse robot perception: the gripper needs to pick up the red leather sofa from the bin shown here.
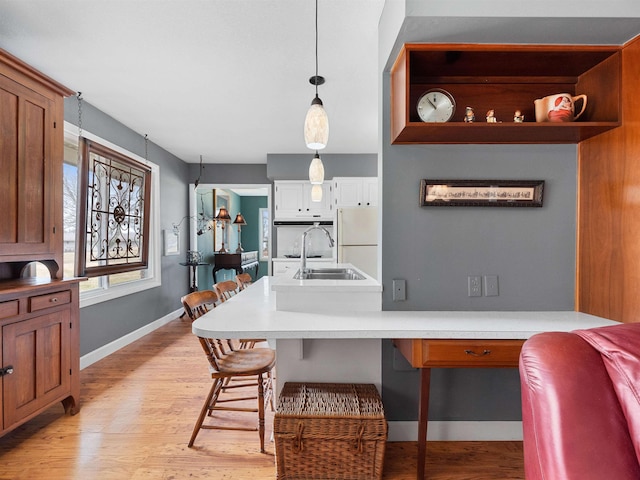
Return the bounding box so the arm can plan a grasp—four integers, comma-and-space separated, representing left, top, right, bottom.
519, 322, 640, 480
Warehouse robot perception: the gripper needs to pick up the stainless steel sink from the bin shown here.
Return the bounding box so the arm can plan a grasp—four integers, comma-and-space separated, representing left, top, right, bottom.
293, 267, 365, 280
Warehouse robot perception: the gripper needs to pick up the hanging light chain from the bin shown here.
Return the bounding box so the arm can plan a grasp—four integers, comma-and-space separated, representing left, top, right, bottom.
77, 92, 83, 166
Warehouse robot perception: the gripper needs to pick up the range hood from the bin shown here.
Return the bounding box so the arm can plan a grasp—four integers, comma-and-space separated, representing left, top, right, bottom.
273, 220, 333, 226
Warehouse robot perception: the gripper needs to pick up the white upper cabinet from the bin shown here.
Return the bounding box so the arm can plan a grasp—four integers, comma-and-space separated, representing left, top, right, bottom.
333, 177, 378, 207
274, 181, 333, 220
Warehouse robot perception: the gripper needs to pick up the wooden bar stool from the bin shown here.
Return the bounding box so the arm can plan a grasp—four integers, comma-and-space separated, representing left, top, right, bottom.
181, 291, 276, 452
235, 273, 253, 290
214, 280, 240, 301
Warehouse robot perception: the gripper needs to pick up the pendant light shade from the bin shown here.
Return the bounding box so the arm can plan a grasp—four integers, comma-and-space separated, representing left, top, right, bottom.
311, 184, 323, 202
308, 152, 325, 184
304, 95, 329, 150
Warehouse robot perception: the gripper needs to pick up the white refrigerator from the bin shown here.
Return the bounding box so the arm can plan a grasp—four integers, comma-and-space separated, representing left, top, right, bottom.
336, 207, 378, 279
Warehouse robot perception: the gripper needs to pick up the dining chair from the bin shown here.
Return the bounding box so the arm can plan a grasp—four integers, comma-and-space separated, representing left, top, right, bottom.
181, 289, 221, 319
181, 291, 276, 452
214, 280, 240, 302
235, 273, 253, 290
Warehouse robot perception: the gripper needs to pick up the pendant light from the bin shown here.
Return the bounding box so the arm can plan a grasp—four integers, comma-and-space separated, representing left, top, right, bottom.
308, 151, 325, 184
311, 184, 323, 202
304, 0, 329, 150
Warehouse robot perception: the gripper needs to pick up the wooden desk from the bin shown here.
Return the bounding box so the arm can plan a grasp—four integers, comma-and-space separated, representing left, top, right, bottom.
212, 251, 259, 283
393, 338, 524, 480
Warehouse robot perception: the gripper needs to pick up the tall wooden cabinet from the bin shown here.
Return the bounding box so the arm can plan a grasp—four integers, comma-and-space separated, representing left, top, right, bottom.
0, 49, 80, 438
577, 35, 640, 323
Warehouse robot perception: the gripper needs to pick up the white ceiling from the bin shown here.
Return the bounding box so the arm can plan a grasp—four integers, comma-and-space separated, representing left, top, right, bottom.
3, 2, 640, 166
0, 0, 385, 164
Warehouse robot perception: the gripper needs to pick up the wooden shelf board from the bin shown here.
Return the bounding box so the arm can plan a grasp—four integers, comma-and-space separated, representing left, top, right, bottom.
391, 122, 621, 145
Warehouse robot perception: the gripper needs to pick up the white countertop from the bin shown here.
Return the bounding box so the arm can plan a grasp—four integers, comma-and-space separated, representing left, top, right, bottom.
272, 257, 334, 261
191, 277, 619, 340
270, 263, 382, 293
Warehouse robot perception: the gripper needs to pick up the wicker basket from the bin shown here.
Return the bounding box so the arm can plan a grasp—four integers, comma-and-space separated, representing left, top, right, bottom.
274, 382, 387, 480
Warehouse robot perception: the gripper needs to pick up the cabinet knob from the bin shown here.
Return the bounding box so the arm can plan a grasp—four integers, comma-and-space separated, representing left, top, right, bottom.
0, 365, 14, 376
50, 297, 58, 303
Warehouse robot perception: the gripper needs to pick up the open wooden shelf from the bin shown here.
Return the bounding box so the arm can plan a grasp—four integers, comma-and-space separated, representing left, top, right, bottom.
390, 44, 622, 144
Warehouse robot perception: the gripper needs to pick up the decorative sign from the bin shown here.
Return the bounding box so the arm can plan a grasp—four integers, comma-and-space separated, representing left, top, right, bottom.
163, 230, 179, 256
420, 180, 544, 207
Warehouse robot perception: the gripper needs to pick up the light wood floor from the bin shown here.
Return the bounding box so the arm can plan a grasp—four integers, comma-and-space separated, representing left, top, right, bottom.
0, 315, 524, 479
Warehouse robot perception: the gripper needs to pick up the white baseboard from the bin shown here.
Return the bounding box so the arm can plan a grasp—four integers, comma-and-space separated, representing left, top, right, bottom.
388, 421, 523, 441
79, 308, 183, 370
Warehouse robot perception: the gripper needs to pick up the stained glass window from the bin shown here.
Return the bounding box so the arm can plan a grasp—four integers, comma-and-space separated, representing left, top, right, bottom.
76, 138, 151, 277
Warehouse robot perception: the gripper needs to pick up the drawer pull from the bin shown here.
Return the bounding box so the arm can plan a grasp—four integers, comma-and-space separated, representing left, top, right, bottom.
0, 365, 14, 376
50, 297, 58, 303
464, 349, 491, 357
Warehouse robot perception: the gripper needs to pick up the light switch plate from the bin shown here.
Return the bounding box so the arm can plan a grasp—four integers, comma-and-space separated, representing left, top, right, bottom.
393, 279, 406, 301
484, 275, 499, 296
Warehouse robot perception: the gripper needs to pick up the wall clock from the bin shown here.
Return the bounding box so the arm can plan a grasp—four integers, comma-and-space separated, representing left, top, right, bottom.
416, 88, 456, 123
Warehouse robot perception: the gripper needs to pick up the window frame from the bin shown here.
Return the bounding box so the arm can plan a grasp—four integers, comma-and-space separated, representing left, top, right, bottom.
76, 138, 152, 277
64, 123, 161, 308
259, 207, 270, 262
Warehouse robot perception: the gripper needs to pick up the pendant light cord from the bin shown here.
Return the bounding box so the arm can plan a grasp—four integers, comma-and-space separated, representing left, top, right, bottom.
314, 0, 318, 97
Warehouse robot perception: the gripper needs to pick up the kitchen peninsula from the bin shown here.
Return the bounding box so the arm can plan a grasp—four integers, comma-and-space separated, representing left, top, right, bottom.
192, 270, 616, 416
192, 269, 617, 479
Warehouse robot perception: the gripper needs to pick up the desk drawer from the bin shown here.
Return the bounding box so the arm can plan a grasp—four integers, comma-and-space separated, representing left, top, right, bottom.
29, 290, 71, 312
0, 300, 19, 320
394, 339, 524, 368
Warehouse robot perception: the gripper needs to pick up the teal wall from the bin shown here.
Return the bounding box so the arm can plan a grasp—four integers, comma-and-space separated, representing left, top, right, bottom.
239, 196, 268, 279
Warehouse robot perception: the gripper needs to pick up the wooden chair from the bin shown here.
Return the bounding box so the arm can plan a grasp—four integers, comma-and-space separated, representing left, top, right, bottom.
181, 291, 276, 452
235, 273, 253, 290
214, 280, 240, 302
180, 290, 220, 319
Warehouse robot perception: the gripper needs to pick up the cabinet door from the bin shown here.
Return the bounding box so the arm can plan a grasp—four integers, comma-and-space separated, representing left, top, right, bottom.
274, 182, 305, 219
362, 178, 378, 207
0, 74, 53, 256
303, 182, 333, 218
334, 178, 363, 207
2, 310, 71, 429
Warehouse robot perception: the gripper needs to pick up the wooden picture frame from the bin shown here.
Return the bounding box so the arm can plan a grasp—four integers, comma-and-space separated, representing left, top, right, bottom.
419, 179, 544, 207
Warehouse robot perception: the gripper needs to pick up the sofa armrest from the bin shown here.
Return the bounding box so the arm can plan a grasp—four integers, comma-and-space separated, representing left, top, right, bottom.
520, 332, 640, 480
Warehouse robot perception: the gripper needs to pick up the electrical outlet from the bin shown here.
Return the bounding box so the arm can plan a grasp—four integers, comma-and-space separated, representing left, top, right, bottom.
484, 275, 499, 296
393, 279, 406, 301
468, 276, 482, 297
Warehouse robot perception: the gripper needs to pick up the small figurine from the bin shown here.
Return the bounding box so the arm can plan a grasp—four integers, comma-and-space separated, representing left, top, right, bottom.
486, 109, 497, 123
514, 110, 524, 123
464, 106, 475, 123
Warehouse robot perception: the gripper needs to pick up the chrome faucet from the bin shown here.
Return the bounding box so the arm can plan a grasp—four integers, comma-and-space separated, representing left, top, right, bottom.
300, 223, 335, 275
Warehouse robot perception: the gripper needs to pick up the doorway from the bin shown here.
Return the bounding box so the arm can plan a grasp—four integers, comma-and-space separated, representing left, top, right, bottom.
189, 183, 271, 290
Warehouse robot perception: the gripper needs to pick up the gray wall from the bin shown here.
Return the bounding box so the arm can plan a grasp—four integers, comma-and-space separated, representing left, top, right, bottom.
64, 98, 191, 355
267, 153, 377, 179
379, 78, 577, 421
188, 163, 269, 185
